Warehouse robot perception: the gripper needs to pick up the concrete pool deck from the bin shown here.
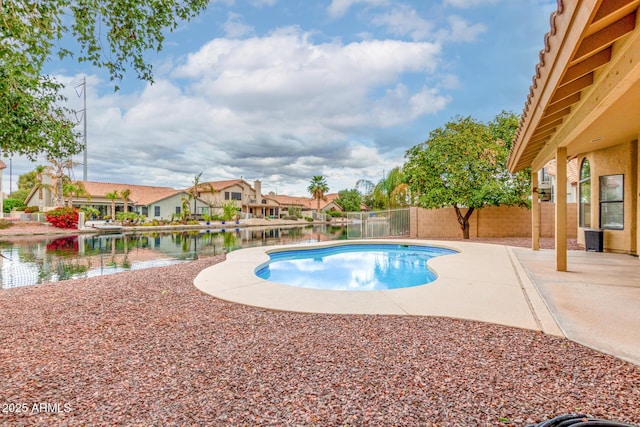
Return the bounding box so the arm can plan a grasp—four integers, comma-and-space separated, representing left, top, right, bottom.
194, 239, 640, 366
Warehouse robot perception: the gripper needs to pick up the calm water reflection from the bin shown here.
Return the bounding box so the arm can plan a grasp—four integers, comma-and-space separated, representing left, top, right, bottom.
0, 225, 347, 289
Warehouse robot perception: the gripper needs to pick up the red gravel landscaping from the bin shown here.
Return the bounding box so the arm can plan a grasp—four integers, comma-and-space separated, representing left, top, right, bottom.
1, 252, 638, 427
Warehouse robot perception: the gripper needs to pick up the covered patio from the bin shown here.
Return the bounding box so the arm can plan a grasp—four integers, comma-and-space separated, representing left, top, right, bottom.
508, 0, 640, 270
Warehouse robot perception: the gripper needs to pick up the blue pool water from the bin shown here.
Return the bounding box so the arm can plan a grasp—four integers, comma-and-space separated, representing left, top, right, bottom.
255, 244, 457, 291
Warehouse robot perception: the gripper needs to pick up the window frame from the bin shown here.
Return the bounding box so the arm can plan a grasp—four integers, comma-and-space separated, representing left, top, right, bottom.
599, 174, 624, 230
578, 158, 591, 228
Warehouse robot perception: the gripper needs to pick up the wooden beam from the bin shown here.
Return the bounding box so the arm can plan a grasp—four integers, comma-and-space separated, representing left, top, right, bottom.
536, 118, 563, 133
545, 93, 581, 115
592, 0, 640, 33
541, 107, 572, 124
564, 47, 612, 83
574, 12, 636, 62
555, 147, 568, 272
532, 170, 540, 251
531, 127, 557, 141
549, 73, 594, 105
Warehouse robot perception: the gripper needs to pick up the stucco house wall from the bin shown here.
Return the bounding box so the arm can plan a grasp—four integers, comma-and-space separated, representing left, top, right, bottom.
577, 141, 638, 254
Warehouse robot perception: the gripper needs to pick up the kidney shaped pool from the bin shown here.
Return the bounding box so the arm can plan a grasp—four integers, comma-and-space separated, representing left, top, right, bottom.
255, 243, 458, 291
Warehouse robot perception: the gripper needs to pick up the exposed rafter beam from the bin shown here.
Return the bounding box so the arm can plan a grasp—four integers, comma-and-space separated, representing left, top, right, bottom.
573, 11, 636, 62
541, 107, 571, 124
545, 93, 581, 115
549, 73, 594, 104
563, 47, 611, 83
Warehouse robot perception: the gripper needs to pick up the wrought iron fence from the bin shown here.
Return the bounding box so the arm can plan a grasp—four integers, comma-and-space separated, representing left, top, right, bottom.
345, 208, 410, 239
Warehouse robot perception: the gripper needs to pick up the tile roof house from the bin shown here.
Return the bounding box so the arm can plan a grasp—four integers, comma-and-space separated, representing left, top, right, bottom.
24, 181, 197, 221
507, 0, 640, 270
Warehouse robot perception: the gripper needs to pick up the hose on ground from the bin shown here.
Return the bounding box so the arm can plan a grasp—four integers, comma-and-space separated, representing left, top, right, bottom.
528, 414, 639, 427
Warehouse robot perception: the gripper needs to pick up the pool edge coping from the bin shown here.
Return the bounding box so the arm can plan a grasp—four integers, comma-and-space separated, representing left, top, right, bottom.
194, 239, 563, 335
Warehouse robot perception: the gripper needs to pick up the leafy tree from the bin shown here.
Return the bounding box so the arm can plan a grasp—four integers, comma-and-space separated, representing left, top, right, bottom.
308, 175, 329, 211
8, 189, 30, 203
336, 189, 362, 212
221, 200, 239, 222
372, 167, 410, 209
355, 179, 375, 208
105, 190, 120, 221
17, 170, 37, 191
404, 114, 530, 239
1, 0, 210, 160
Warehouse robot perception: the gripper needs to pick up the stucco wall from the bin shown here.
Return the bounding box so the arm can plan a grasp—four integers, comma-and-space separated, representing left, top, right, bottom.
410, 203, 577, 239
577, 141, 638, 254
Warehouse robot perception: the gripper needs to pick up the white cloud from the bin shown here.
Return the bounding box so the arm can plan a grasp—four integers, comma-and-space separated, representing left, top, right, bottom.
222, 12, 253, 38
327, 0, 389, 18
251, 0, 277, 6
370, 4, 434, 41
440, 15, 486, 42
444, 0, 500, 8
22, 29, 447, 195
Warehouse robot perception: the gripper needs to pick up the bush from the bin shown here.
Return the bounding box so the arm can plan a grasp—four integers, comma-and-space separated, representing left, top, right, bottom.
45, 207, 79, 229
3, 198, 25, 213
304, 216, 314, 222
0, 220, 13, 229
24, 206, 40, 213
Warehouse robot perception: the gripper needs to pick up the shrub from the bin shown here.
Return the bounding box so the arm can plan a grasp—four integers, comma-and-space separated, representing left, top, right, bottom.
304, 216, 314, 222
3, 198, 25, 213
24, 206, 40, 213
45, 207, 79, 229
0, 220, 13, 229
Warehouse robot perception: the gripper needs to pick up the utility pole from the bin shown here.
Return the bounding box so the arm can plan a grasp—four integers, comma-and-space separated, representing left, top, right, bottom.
75, 76, 88, 181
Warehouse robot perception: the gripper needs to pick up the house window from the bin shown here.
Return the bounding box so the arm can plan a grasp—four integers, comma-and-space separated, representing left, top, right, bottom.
142, 207, 148, 216
231, 192, 242, 201
599, 174, 624, 230
154, 206, 160, 217
579, 159, 591, 227
175, 206, 181, 214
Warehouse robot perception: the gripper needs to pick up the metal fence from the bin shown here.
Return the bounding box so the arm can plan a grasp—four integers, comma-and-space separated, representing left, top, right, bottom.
345, 208, 410, 239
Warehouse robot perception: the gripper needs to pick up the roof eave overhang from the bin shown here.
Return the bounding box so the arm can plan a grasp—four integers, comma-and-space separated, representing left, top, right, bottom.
508, 0, 640, 173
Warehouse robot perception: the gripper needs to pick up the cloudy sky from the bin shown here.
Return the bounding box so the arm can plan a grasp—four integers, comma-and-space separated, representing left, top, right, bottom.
6, 0, 556, 197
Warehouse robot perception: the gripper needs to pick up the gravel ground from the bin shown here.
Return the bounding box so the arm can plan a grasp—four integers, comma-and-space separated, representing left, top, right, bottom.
1, 241, 639, 427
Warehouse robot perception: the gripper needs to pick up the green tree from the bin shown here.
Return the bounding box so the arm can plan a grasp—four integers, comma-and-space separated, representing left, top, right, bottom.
308, 175, 329, 212
372, 167, 410, 209
336, 189, 362, 212
1, 0, 210, 160
105, 190, 120, 221
64, 181, 90, 207
120, 188, 131, 213
404, 114, 530, 239
355, 179, 375, 209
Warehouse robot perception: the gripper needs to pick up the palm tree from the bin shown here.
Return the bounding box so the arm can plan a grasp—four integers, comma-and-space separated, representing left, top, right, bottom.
188, 173, 216, 220
105, 191, 119, 221
372, 167, 409, 209
120, 188, 131, 213
63, 181, 91, 207
46, 157, 75, 207
34, 165, 50, 211
308, 175, 329, 212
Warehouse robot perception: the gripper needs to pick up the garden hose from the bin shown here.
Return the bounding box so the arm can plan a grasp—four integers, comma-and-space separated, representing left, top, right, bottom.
528, 414, 639, 427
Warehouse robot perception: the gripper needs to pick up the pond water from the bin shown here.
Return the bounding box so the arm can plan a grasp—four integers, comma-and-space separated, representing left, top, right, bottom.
0, 225, 348, 289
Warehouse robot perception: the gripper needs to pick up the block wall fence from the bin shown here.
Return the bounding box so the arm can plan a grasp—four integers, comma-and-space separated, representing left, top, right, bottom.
409, 203, 577, 239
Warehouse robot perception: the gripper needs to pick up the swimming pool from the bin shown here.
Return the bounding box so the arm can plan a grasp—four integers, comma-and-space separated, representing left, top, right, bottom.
255, 243, 457, 291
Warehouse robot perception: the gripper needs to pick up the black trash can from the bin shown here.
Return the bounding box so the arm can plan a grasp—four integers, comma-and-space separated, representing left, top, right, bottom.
584, 228, 604, 252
